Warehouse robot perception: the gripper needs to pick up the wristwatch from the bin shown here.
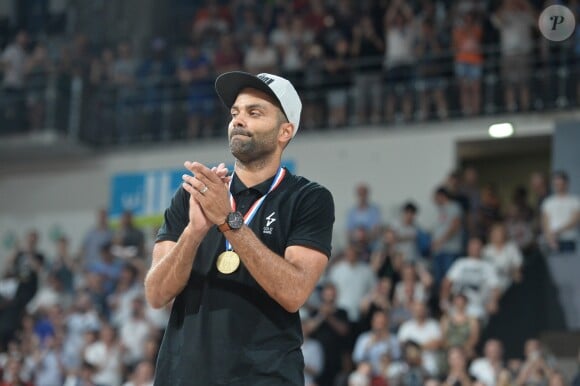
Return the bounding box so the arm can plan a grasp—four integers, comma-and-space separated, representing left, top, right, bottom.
218, 211, 244, 232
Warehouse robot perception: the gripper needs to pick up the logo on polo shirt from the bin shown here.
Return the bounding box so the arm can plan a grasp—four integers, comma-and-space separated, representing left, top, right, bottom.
263, 212, 276, 234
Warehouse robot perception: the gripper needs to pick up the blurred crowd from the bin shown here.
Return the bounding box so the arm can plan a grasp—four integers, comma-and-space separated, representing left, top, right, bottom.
1, 164, 579, 386
1, 0, 580, 143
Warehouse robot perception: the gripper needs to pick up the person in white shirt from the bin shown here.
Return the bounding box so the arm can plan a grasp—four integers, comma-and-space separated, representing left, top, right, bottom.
482, 223, 523, 293
301, 321, 324, 386
328, 244, 376, 323
120, 296, 153, 368
390, 202, 421, 262
441, 237, 501, 323
542, 171, 580, 254
352, 310, 401, 376
469, 339, 505, 386
397, 301, 443, 376
84, 323, 123, 386
123, 360, 155, 386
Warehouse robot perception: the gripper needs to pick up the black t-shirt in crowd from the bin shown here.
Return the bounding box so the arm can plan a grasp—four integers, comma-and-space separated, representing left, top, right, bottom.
153, 168, 335, 386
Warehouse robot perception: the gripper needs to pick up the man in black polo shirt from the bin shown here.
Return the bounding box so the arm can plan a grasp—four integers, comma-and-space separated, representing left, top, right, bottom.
144, 71, 335, 385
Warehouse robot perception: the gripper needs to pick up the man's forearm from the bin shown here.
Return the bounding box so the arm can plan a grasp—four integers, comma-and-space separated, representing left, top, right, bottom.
225, 225, 320, 313
144, 226, 205, 308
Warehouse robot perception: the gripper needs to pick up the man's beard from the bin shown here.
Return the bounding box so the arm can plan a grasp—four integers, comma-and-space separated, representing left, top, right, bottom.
229, 126, 277, 164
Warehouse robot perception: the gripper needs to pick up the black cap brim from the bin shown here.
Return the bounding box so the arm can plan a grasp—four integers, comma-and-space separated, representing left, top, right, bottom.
215, 71, 282, 111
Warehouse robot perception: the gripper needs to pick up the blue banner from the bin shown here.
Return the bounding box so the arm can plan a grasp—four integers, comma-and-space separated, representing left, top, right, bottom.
109, 160, 295, 219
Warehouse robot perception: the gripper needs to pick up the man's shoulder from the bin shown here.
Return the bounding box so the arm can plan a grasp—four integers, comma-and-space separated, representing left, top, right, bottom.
285, 172, 331, 194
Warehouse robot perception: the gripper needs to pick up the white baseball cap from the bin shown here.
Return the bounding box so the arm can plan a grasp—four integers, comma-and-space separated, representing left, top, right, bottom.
215, 71, 302, 137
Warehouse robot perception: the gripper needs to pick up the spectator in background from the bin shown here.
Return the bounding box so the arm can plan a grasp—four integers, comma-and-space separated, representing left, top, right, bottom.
108, 263, 142, 328
515, 339, 555, 386
431, 187, 463, 286
244, 31, 278, 74
324, 35, 351, 128
122, 360, 155, 386
441, 237, 501, 324
440, 293, 480, 360
1, 356, 33, 386
397, 301, 443, 376
303, 282, 350, 386
120, 297, 153, 372
191, 0, 230, 52
469, 339, 505, 386
461, 167, 481, 235
233, 6, 262, 52
113, 210, 145, 260
530, 172, 550, 214
444, 346, 473, 386
50, 236, 76, 294
329, 244, 377, 328
24, 42, 51, 131
490, 0, 536, 113
359, 277, 392, 333
84, 323, 123, 386
136, 37, 175, 141
32, 333, 65, 386
302, 320, 325, 386
415, 17, 449, 122
348, 361, 373, 386
213, 34, 243, 74
26, 273, 67, 315
0, 30, 29, 134
505, 186, 535, 253
394, 263, 429, 310
370, 228, 395, 276
62, 292, 100, 373
391, 201, 422, 262
112, 41, 137, 143
482, 223, 523, 294
541, 171, 580, 254
89, 46, 115, 87
352, 310, 401, 377
177, 42, 215, 139
350, 14, 384, 125
0, 232, 43, 348
88, 243, 123, 296
383, 0, 416, 123
301, 41, 326, 130
80, 208, 114, 267
474, 184, 502, 242
394, 340, 431, 386
269, 11, 304, 81
452, 11, 484, 116
347, 183, 382, 244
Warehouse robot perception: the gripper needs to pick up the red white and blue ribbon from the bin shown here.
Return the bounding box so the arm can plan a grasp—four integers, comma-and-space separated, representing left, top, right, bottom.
225, 167, 286, 251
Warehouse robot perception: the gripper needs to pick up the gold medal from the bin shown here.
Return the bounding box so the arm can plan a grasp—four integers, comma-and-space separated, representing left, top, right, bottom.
216, 251, 240, 274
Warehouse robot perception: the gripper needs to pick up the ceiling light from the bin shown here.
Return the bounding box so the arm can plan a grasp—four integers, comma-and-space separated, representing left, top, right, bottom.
488, 123, 514, 138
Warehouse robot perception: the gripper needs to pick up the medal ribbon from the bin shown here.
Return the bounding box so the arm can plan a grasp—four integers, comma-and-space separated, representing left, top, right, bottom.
225, 167, 286, 251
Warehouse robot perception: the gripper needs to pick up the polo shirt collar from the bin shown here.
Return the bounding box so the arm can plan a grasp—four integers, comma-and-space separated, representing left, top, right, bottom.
230, 172, 278, 196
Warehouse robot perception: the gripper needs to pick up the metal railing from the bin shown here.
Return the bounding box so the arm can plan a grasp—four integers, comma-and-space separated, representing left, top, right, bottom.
1, 46, 578, 146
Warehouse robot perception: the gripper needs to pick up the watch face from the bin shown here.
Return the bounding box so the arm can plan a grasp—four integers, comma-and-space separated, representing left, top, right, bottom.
227, 211, 244, 229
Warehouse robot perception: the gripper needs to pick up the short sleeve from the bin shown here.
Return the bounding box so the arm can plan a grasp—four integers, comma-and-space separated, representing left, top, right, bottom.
286, 184, 335, 257
156, 187, 189, 243
446, 260, 462, 281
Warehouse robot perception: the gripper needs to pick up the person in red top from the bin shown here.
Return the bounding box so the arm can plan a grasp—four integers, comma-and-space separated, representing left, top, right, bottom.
0, 356, 33, 386
453, 11, 484, 117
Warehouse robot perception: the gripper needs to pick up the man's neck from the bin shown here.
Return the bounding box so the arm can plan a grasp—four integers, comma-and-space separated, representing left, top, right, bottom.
234, 156, 281, 188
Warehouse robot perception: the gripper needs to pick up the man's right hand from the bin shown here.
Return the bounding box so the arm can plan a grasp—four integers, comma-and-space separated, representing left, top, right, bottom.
182, 162, 230, 233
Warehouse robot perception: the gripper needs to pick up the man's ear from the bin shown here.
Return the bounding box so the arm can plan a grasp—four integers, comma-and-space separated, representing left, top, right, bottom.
279, 122, 294, 144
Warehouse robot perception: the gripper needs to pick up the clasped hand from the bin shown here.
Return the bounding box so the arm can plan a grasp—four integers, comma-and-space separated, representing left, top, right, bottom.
181, 161, 233, 230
